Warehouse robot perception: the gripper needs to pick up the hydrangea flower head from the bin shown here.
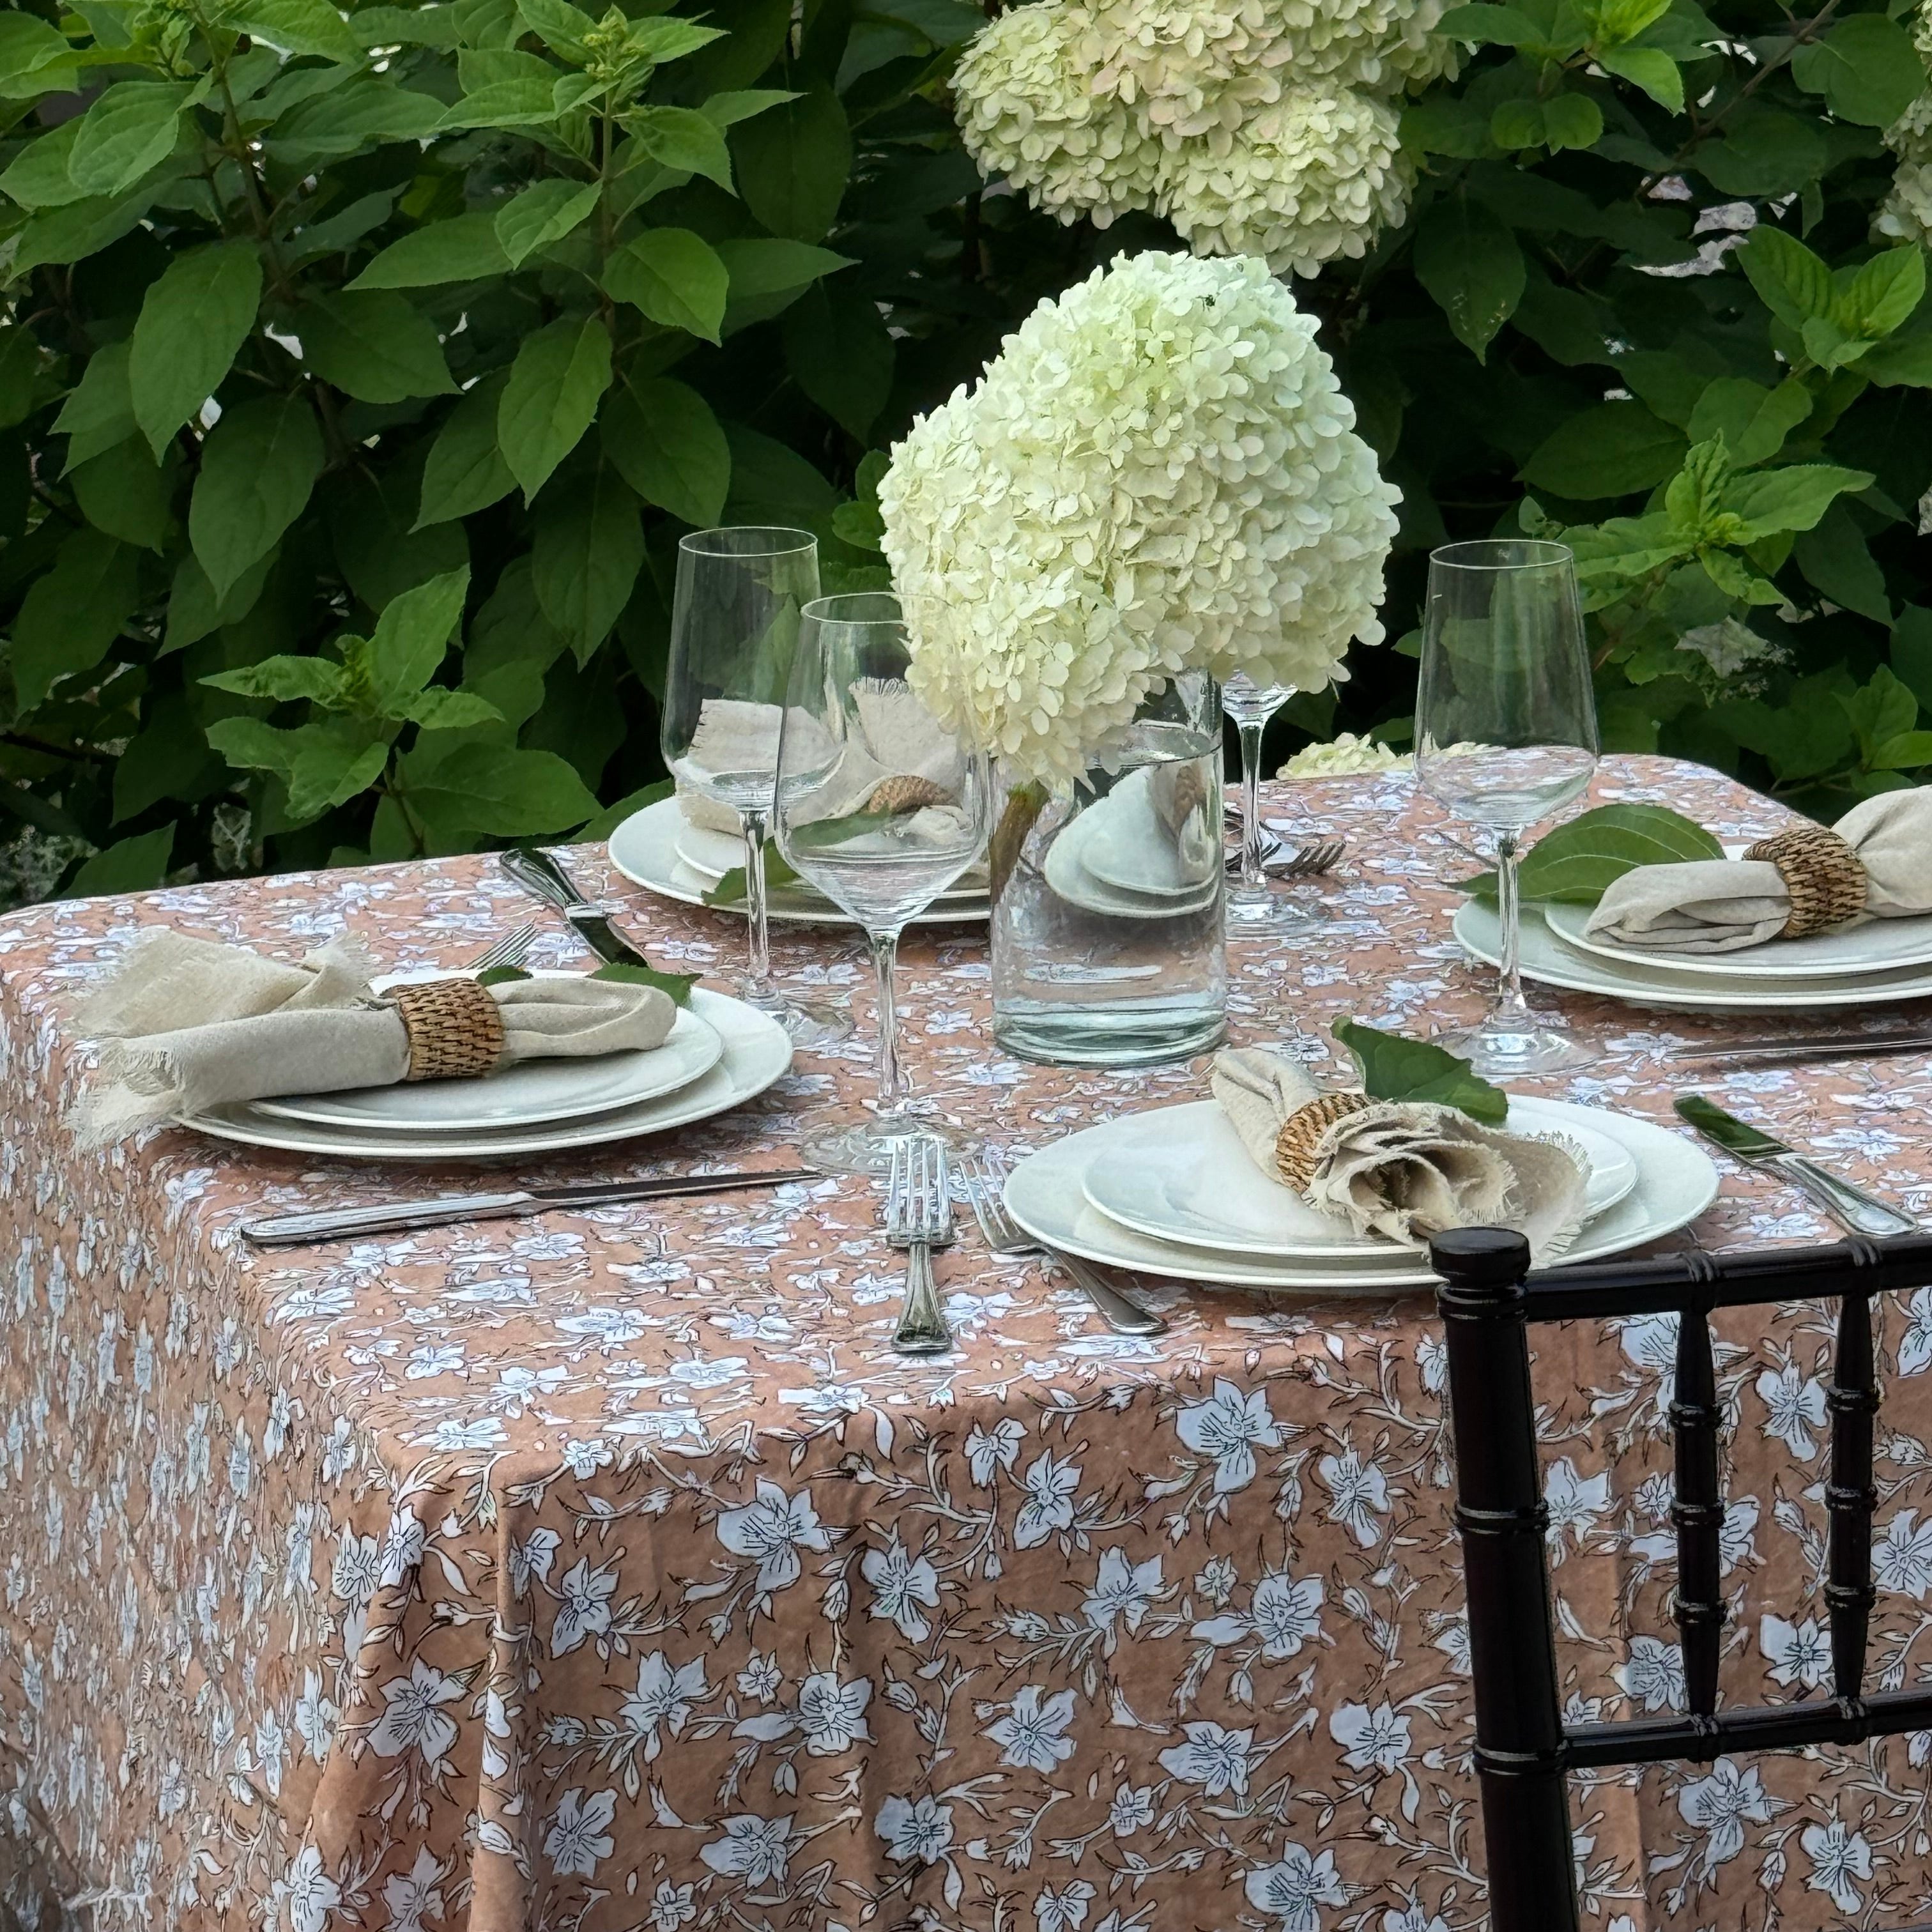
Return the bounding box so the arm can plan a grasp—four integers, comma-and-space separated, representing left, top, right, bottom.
879, 250, 1400, 787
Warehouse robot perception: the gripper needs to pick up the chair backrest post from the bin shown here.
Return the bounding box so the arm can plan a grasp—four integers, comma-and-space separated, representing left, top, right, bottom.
1431, 1227, 1581, 1932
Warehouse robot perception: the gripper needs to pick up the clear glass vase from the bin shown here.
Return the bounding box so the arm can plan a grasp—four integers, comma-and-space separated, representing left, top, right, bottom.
990, 673, 1228, 1066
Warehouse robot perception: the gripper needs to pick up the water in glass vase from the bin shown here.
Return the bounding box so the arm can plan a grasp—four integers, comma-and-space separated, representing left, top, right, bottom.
990, 675, 1227, 1066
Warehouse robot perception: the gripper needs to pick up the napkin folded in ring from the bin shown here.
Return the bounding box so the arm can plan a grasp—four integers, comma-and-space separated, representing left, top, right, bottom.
675, 685, 966, 836
1583, 790, 1932, 953
70, 931, 676, 1144
1210, 1048, 1588, 1260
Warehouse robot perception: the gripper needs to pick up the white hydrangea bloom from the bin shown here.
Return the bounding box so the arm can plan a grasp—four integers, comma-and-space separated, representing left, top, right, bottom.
1156, 87, 1412, 275
953, 3, 1162, 227
1277, 732, 1409, 778
1877, 7, 1932, 245
879, 251, 1400, 788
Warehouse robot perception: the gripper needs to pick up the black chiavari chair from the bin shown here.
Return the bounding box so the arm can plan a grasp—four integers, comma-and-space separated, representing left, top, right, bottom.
1429, 1225, 1932, 1932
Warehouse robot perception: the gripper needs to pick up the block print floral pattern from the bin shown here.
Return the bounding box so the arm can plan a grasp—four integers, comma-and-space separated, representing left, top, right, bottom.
0, 758, 1928, 1932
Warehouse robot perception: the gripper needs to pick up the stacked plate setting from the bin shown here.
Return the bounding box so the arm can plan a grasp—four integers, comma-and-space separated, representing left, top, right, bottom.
1043, 767, 1220, 921
184, 978, 794, 1161
610, 797, 988, 927
1000, 1095, 1719, 1291
1455, 860, 1932, 1013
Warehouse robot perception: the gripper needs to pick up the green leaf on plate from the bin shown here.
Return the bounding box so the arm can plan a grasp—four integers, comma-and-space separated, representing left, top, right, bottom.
1333, 1018, 1509, 1124
703, 845, 802, 905
1457, 802, 1724, 905
475, 962, 533, 986
588, 958, 699, 1006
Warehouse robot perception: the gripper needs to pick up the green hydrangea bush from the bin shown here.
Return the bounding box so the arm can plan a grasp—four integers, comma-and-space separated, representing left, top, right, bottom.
3, 0, 1932, 896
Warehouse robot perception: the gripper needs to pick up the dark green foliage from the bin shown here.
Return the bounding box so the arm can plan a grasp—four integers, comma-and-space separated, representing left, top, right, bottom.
2, 0, 1931, 897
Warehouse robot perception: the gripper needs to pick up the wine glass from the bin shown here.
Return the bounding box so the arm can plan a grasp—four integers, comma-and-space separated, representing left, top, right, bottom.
1223, 671, 1324, 939
661, 527, 852, 1046
774, 591, 993, 1175
1414, 539, 1599, 1077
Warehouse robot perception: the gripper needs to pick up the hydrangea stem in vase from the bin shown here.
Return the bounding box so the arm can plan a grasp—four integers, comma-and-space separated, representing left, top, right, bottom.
878, 250, 1400, 1066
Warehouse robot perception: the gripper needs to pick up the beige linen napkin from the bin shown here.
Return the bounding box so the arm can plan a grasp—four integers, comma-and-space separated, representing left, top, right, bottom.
676, 685, 966, 835
1210, 1047, 1587, 1259
1584, 790, 1932, 953
72, 931, 675, 1144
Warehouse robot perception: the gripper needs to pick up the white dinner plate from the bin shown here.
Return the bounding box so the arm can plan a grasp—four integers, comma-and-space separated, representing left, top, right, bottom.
1542, 900, 1932, 979
1457, 902, 1932, 1011
1004, 1099, 1717, 1291
611, 797, 988, 928
1080, 1097, 1637, 1259
673, 820, 985, 901
1044, 809, 1220, 921
1077, 768, 1221, 900
254, 998, 723, 1133
181, 988, 792, 1161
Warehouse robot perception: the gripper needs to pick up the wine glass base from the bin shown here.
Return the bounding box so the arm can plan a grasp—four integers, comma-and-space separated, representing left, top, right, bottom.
1434, 1015, 1597, 1079
801, 1117, 977, 1177
744, 989, 854, 1048
1225, 889, 1328, 939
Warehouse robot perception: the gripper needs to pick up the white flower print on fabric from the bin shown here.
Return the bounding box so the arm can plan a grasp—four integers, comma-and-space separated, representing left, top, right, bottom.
987, 1685, 1078, 1772
1759, 1614, 1830, 1690
1035, 1878, 1097, 1932
367, 1659, 462, 1764
862, 1535, 941, 1640
715, 1479, 831, 1593
699, 1813, 795, 1887
550, 1557, 618, 1657
794, 1672, 873, 1756
1617, 1636, 1685, 1714
279, 1846, 341, 1932
544, 1787, 617, 1878
509, 1526, 560, 1596
1318, 1445, 1390, 1547
1676, 1758, 1772, 1873
965, 1416, 1025, 1485
1082, 1547, 1162, 1647
1543, 1458, 1609, 1562
1176, 1379, 1284, 1493
1900, 1287, 1932, 1374
1159, 1720, 1258, 1797
1015, 1451, 1082, 1548
647, 1879, 698, 1931
379, 1845, 445, 1932
1245, 1843, 1350, 1929
620, 1652, 710, 1760
877, 1793, 954, 1863
1383, 1903, 1449, 1932
1756, 1363, 1828, 1458
1110, 1784, 1156, 1836
1876, 1508, 1932, 1598
1802, 1814, 1873, 1915
1329, 1701, 1411, 1775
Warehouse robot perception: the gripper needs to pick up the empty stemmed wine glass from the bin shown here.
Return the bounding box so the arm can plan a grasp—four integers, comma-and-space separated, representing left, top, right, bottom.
775, 592, 993, 1175
661, 526, 851, 1046
1414, 539, 1599, 1077
1223, 671, 1323, 939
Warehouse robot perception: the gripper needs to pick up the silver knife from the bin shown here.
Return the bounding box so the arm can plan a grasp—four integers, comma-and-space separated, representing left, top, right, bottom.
238, 1167, 815, 1246
1671, 1033, 1932, 1068
1674, 1096, 1919, 1237
499, 847, 650, 969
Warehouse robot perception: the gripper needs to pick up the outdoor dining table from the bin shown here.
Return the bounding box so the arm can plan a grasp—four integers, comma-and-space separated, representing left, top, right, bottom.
1, 752, 1927, 1932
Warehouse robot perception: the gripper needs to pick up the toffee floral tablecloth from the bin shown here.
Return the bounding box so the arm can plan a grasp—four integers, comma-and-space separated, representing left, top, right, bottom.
3, 755, 1931, 1932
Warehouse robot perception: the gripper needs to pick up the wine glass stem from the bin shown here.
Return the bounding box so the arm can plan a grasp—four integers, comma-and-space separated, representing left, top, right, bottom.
868, 926, 908, 1121
1238, 718, 1269, 889
740, 808, 774, 999
1494, 831, 1533, 1025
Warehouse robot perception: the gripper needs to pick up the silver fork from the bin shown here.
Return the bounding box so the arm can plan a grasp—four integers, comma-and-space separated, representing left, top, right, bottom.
466, 923, 539, 972
959, 1151, 1166, 1337
1223, 836, 1347, 878
885, 1138, 954, 1356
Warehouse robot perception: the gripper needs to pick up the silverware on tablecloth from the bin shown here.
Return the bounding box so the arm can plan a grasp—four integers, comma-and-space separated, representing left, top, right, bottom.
1675, 1096, 1919, 1238
465, 923, 539, 973
237, 1168, 815, 1246
885, 1137, 954, 1355
499, 847, 653, 970
960, 1149, 1167, 1336
1222, 836, 1347, 880
1669, 1032, 1932, 1068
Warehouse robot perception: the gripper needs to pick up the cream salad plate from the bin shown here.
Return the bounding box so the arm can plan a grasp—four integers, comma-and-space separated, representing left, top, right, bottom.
1003, 1097, 1716, 1291
611, 797, 988, 926
183, 988, 792, 1161
1456, 901, 1932, 1012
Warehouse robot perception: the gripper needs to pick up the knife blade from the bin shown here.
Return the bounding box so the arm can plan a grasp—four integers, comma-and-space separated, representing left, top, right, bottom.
238, 1167, 815, 1246
1671, 1032, 1932, 1067
498, 846, 650, 969
1674, 1096, 1918, 1237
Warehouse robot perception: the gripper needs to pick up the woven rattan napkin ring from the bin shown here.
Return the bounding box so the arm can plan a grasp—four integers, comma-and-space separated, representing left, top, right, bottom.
387, 977, 506, 1081
864, 774, 952, 814
1744, 824, 1867, 939
1273, 1090, 1371, 1192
